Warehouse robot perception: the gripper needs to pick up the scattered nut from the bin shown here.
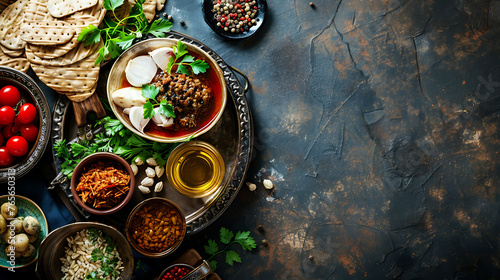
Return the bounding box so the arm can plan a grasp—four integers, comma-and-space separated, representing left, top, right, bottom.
180, 20, 185, 26
138, 185, 151, 194
155, 166, 165, 178
261, 239, 268, 246
135, 157, 144, 166
154, 182, 163, 192
263, 179, 274, 190
309, 2, 315, 7
246, 182, 257, 191
309, 255, 314, 260
168, 15, 173, 21
141, 177, 154, 187
145, 167, 155, 178
146, 157, 158, 166
130, 163, 138, 176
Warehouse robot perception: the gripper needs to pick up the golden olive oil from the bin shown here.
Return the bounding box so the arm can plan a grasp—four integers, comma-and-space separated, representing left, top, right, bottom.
167, 141, 225, 198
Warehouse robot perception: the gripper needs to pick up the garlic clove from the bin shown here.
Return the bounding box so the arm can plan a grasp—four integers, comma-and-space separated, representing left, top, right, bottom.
146, 157, 158, 166
111, 87, 146, 108
263, 179, 274, 190
246, 182, 257, 191
155, 166, 164, 178
141, 177, 154, 187
125, 55, 157, 87
129, 106, 150, 133
149, 47, 174, 71
145, 167, 155, 178
135, 157, 144, 166
130, 163, 138, 176
138, 185, 151, 194
154, 181, 163, 192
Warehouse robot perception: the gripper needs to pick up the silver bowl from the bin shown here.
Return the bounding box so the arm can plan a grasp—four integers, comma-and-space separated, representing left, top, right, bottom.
36, 222, 134, 280
0, 67, 51, 182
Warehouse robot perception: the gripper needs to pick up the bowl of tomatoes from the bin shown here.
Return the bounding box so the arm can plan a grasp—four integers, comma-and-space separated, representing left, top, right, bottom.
0, 67, 51, 182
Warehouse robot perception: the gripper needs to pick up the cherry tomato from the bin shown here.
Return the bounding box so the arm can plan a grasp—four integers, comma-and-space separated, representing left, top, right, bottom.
0, 86, 20, 107
17, 103, 37, 124
0, 106, 15, 125
2, 124, 15, 139
0, 146, 14, 167
20, 124, 38, 142
6, 136, 28, 157
0, 133, 3, 146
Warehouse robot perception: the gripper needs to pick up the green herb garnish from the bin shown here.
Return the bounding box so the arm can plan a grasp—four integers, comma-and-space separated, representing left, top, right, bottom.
85, 228, 121, 280
166, 41, 210, 75
141, 84, 175, 119
78, 0, 172, 65
203, 227, 257, 271
54, 116, 182, 178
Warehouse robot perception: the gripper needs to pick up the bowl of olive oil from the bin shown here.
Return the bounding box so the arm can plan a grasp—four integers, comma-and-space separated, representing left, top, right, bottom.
166, 141, 225, 198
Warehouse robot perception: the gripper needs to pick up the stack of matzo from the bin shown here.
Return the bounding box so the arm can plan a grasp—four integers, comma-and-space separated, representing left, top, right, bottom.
0, 0, 166, 102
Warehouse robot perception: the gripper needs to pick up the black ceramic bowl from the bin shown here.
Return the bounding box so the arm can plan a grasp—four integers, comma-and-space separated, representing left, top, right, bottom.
202, 0, 267, 40
0, 67, 51, 182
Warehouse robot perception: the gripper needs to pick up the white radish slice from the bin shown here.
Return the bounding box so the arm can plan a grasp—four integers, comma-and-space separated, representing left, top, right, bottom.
112, 87, 147, 108
129, 106, 150, 133
125, 55, 157, 87
149, 47, 174, 71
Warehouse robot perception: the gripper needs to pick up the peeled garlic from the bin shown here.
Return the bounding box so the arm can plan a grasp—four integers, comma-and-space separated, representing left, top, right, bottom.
263, 179, 274, 190
129, 106, 150, 133
155, 166, 164, 178
138, 185, 151, 194
149, 47, 174, 71
146, 157, 158, 166
111, 87, 146, 108
145, 167, 155, 178
246, 182, 257, 191
141, 177, 154, 187
130, 163, 138, 176
125, 55, 157, 87
135, 157, 144, 166
154, 182, 163, 192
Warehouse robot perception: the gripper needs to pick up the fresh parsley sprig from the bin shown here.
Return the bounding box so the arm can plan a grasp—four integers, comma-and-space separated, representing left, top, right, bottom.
54, 116, 182, 178
85, 228, 121, 280
141, 84, 176, 120
203, 227, 257, 271
78, 0, 172, 65
166, 41, 210, 75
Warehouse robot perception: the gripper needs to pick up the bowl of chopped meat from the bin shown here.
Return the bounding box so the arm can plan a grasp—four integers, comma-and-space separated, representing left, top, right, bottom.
107, 38, 227, 143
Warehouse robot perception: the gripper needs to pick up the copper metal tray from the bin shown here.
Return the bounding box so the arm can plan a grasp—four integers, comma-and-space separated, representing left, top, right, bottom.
50, 31, 253, 235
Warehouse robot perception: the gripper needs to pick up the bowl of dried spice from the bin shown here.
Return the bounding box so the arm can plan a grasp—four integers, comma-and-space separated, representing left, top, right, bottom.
70, 152, 135, 215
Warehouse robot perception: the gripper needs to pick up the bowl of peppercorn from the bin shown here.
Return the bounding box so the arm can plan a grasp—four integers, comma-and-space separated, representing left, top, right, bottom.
202, 0, 267, 40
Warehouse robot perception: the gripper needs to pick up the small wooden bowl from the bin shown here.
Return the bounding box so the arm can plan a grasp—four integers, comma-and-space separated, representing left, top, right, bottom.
70, 152, 135, 215
125, 197, 186, 258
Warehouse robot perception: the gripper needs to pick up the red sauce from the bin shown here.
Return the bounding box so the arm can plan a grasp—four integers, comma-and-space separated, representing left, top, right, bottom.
119, 53, 223, 138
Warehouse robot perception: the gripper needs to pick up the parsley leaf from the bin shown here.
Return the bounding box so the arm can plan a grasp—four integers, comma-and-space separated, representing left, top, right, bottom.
78, 25, 101, 45
235, 231, 257, 250
166, 41, 210, 75
147, 19, 173, 37
159, 100, 175, 118
190, 59, 210, 74
142, 84, 159, 99
103, 0, 124, 11
220, 227, 234, 245
204, 239, 219, 255
143, 101, 155, 119
203, 227, 256, 271
225, 250, 241, 266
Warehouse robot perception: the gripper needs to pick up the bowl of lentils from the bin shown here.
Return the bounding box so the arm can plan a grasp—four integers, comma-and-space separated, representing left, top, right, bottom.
202, 0, 267, 39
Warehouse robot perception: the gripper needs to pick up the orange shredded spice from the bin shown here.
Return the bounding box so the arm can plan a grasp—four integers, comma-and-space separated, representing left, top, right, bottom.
76, 161, 131, 209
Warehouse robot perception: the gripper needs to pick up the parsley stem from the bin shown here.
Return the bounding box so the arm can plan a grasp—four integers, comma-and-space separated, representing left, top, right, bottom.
206, 241, 239, 261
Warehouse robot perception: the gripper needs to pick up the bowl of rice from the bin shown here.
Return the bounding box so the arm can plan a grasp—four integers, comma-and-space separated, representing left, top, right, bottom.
35, 222, 134, 280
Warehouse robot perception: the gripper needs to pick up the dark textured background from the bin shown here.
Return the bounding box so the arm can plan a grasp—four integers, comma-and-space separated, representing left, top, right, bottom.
172, 0, 500, 279
2, 0, 500, 279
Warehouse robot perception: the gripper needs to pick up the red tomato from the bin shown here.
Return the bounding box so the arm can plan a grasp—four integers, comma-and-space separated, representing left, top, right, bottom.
17, 103, 37, 124
0, 86, 21, 107
0, 133, 3, 146
6, 136, 28, 157
20, 124, 38, 142
0, 106, 15, 125
0, 146, 14, 167
2, 124, 15, 139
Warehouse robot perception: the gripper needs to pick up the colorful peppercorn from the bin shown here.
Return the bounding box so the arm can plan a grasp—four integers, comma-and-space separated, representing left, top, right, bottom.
161, 265, 192, 280
211, 0, 259, 33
